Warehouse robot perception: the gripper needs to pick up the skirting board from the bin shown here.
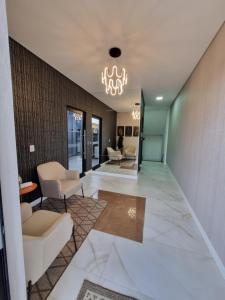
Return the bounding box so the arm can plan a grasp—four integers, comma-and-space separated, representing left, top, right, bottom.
169, 168, 225, 280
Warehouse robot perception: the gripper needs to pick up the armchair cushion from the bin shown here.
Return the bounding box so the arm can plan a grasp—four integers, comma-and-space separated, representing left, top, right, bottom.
22, 210, 60, 237
60, 179, 82, 198
65, 170, 80, 180
41, 179, 61, 199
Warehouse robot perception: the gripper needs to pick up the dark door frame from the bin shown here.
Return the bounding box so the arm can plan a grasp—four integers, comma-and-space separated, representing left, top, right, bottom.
66, 106, 87, 177
0, 186, 11, 300
91, 114, 102, 170
138, 91, 145, 171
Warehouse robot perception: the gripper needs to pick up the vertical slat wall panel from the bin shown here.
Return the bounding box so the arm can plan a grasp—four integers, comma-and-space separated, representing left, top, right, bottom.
10, 39, 116, 201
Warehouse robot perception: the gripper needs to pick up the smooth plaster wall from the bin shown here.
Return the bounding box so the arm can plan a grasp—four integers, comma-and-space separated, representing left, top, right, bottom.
0, 0, 26, 298
167, 23, 225, 266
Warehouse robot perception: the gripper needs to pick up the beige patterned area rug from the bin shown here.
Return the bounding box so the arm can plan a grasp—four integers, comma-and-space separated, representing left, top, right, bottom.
31, 195, 107, 300
77, 280, 138, 300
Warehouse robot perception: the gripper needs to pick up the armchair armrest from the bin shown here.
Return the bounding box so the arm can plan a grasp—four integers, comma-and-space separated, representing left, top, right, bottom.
20, 203, 32, 224
42, 180, 61, 198
65, 170, 80, 180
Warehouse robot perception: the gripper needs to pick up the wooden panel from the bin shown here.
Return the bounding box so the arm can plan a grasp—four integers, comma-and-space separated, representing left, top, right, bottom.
9, 39, 116, 201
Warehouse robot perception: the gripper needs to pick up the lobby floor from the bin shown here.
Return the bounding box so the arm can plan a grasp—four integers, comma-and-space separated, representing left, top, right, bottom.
48, 162, 225, 300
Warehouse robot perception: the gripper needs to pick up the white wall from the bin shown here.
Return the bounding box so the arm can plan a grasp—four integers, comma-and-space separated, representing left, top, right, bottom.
0, 0, 26, 298
167, 23, 225, 269
117, 112, 140, 154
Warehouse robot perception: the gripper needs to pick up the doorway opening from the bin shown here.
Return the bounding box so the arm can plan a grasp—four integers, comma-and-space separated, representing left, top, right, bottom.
91, 116, 101, 169
67, 108, 86, 175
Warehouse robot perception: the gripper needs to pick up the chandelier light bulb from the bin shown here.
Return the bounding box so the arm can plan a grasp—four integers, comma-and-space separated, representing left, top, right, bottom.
73, 113, 82, 121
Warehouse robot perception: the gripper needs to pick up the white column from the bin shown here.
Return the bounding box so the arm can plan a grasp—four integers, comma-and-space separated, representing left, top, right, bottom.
0, 0, 27, 299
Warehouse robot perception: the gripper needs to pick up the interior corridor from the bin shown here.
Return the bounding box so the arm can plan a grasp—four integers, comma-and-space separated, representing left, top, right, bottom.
48, 162, 225, 300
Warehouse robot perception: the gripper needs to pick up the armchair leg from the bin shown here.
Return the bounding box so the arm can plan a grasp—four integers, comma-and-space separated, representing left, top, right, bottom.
81, 184, 84, 198
63, 195, 67, 212
72, 225, 77, 252
27, 280, 32, 300
40, 196, 43, 208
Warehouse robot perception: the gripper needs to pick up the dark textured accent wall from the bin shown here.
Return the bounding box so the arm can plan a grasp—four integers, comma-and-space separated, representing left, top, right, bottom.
9, 39, 116, 201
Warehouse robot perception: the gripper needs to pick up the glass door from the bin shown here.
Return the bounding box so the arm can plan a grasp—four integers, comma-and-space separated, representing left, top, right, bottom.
67, 108, 86, 176
91, 116, 101, 169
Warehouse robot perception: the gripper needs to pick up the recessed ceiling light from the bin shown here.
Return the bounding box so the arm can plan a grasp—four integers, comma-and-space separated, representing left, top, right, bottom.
156, 96, 163, 101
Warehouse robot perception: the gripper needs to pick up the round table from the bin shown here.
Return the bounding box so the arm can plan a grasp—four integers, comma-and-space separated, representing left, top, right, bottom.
20, 182, 38, 201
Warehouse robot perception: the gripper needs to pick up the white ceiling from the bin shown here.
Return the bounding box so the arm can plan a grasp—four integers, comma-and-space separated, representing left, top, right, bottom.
6, 0, 225, 112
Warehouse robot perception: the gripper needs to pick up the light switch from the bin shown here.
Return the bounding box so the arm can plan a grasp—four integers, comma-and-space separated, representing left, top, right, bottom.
30, 145, 35, 152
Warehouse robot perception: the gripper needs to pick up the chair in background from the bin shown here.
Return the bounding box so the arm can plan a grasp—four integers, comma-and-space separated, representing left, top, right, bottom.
20, 202, 75, 300
37, 161, 84, 212
107, 147, 123, 161
123, 145, 136, 160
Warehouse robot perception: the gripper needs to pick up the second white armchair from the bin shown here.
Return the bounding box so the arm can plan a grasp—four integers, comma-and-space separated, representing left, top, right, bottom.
107, 147, 123, 161
21, 202, 75, 299
37, 161, 84, 212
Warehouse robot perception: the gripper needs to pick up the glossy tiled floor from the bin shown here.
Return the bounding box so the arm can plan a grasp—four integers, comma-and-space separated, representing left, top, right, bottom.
95, 190, 145, 242
48, 162, 225, 300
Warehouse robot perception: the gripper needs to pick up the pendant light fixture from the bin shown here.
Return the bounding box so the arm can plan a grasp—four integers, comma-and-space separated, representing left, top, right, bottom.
73, 112, 82, 121
132, 103, 140, 120
101, 47, 128, 96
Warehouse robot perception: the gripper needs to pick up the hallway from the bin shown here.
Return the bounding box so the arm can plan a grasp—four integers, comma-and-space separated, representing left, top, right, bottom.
48, 162, 225, 300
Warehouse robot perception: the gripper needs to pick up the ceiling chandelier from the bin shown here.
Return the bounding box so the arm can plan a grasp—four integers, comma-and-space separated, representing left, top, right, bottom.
101, 47, 127, 96
132, 103, 140, 120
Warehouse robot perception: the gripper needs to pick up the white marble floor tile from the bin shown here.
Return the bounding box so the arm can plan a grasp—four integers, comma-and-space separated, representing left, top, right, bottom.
47, 263, 101, 300
47, 162, 225, 300
71, 230, 114, 276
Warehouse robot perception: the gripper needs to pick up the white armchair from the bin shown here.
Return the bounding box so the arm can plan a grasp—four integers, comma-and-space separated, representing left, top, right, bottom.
107, 147, 123, 161
37, 161, 84, 211
20, 203, 75, 299
123, 145, 136, 159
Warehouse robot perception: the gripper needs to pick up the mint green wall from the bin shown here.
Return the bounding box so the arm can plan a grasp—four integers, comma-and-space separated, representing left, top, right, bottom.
143, 107, 168, 161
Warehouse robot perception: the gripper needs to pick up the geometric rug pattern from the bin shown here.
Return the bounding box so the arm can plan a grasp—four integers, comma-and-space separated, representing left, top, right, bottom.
77, 280, 138, 300
31, 194, 107, 300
